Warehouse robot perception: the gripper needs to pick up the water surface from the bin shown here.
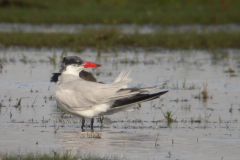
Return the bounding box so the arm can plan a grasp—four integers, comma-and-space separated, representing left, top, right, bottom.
0, 23, 240, 34
0, 48, 240, 159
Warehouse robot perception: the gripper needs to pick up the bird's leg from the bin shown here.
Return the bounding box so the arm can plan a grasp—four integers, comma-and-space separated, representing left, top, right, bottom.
91, 118, 94, 130
81, 117, 85, 129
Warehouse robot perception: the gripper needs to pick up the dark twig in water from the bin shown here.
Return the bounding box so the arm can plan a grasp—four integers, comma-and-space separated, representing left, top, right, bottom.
31, 96, 37, 107
155, 132, 160, 147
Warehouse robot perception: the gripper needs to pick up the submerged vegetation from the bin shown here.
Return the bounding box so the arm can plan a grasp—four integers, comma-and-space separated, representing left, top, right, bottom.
0, 29, 240, 51
0, 152, 125, 160
0, 0, 239, 25
192, 83, 213, 100
169, 79, 199, 90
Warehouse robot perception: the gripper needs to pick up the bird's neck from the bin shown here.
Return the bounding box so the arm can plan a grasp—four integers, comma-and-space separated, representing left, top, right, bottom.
62, 66, 83, 77
62, 69, 82, 77
62, 70, 79, 77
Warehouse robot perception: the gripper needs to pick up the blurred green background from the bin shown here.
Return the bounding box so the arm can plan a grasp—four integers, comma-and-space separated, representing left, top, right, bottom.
0, 0, 239, 50
0, 0, 239, 24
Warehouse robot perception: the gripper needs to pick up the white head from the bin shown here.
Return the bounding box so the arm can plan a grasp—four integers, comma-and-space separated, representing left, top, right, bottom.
60, 56, 101, 76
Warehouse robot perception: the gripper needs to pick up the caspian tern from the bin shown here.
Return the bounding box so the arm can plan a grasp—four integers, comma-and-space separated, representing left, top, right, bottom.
54, 56, 168, 129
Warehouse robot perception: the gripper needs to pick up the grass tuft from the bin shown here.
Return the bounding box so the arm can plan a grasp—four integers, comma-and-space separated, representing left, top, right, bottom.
161, 109, 177, 126
0, 151, 125, 160
48, 52, 57, 69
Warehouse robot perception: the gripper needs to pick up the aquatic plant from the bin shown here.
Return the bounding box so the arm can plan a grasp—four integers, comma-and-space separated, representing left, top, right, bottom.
97, 116, 105, 126
181, 103, 191, 111
48, 52, 57, 69
190, 114, 202, 123
229, 104, 233, 113
190, 116, 195, 124
0, 151, 124, 160
161, 109, 177, 126
219, 116, 222, 123
60, 50, 68, 59
182, 79, 187, 89
204, 114, 211, 123
171, 79, 199, 90
96, 116, 112, 127
155, 132, 160, 147
193, 82, 213, 100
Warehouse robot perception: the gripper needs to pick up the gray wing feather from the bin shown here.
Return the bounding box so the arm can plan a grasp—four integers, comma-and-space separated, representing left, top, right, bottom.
56, 70, 134, 111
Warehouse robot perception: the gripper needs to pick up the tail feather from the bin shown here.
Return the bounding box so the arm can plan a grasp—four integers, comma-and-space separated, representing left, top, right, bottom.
118, 85, 166, 93
138, 85, 166, 92
110, 91, 168, 109
113, 70, 131, 83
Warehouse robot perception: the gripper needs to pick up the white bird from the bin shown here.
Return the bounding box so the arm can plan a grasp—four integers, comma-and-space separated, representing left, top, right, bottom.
55, 56, 168, 129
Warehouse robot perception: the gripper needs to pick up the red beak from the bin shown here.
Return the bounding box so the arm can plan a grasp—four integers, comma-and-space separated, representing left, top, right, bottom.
83, 62, 101, 68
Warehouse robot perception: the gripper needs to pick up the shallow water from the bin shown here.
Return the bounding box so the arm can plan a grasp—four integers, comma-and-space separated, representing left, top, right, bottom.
0, 48, 240, 159
0, 23, 240, 34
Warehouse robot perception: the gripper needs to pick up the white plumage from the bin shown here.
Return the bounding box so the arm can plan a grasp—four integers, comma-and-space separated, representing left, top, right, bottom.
54, 56, 168, 129
56, 70, 159, 118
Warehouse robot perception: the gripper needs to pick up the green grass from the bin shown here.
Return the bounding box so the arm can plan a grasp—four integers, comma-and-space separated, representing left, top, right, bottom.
161, 109, 177, 126
0, 28, 240, 51
0, 0, 239, 24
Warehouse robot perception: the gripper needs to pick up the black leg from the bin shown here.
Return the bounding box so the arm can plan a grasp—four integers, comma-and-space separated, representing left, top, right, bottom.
81, 117, 85, 129
91, 118, 94, 130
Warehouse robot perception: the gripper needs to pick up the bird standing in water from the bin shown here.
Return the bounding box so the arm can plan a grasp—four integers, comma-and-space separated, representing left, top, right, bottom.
53, 56, 168, 129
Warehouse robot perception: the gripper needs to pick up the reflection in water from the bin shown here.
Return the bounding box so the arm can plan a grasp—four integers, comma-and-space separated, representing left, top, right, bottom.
0, 49, 240, 159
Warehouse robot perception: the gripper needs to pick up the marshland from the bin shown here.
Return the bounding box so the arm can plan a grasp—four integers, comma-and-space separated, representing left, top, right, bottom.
0, 0, 240, 160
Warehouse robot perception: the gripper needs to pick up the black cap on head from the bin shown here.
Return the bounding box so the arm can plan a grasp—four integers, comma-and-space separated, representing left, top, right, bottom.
62, 56, 84, 66
60, 56, 85, 72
